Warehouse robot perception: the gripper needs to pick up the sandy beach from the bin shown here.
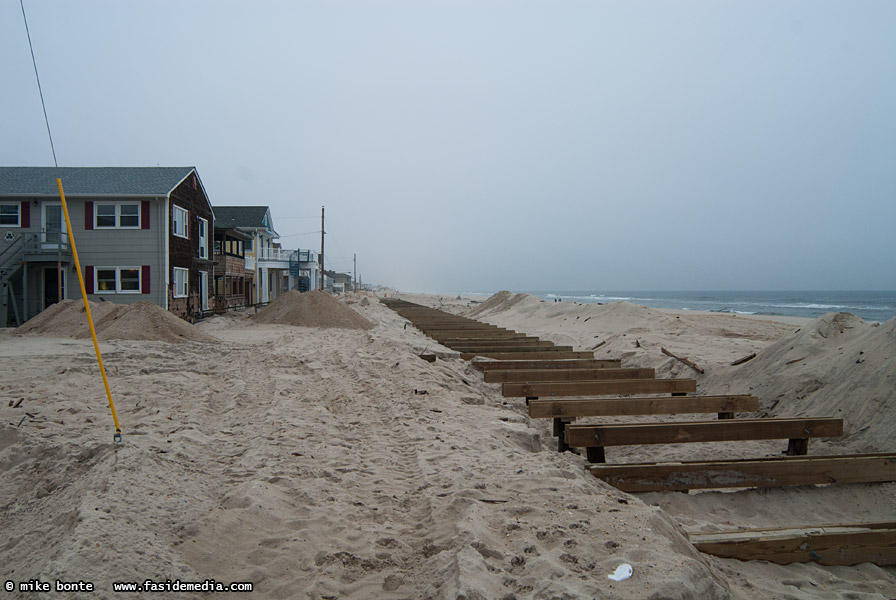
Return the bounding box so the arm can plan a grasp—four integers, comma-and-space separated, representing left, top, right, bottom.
1, 290, 894, 599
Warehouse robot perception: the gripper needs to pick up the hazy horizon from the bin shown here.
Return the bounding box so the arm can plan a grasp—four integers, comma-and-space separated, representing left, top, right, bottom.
3, 1, 894, 292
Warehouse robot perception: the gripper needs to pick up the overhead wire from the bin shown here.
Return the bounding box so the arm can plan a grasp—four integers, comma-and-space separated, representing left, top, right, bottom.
20, 0, 57, 167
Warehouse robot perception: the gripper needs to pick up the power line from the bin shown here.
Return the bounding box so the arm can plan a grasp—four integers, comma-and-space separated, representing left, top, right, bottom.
279, 229, 320, 238
20, 0, 57, 167
323, 217, 350, 273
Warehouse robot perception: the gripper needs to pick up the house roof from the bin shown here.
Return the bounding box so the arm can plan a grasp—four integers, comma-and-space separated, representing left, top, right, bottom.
212, 206, 268, 228
0, 166, 197, 197
213, 205, 278, 236
324, 270, 353, 282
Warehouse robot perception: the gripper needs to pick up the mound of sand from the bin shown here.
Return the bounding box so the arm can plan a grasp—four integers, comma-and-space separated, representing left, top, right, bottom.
15, 299, 216, 344
251, 290, 373, 330
466, 290, 535, 318
703, 312, 896, 452
15, 299, 120, 337
92, 302, 218, 344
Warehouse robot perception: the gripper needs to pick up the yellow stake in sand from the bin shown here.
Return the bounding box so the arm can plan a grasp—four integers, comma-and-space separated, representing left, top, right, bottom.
57, 179, 122, 442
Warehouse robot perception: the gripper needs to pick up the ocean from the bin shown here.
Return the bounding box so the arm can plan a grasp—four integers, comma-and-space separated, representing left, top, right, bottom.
488, 291, 896, 323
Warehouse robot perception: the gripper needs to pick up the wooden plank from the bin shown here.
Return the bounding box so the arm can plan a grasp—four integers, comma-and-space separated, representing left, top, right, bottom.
473, 359, 622, 371
436, 335, 539, 343
439, 338, 554, 352
661, 347, 705, 374
429, 329, 522, 338
417, 322, 496, 329
690, 524, 896, 566
529, 394, 758, 418
587, 453, 896, 492
485, 367, 654, 384
443, 338, 548, 347
420, 321, 507, 331
503, 379, 697, 398
461, 351, 594, 361
451, 345, 572, 354
565, 417, 843, 448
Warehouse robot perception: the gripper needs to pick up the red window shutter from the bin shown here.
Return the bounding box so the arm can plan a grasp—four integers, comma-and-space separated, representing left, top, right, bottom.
20, 202, 30, 228
85, 266, 94, 294
84, 201, 94, 230
141, 265, 151, 294
141, 201, 150, 229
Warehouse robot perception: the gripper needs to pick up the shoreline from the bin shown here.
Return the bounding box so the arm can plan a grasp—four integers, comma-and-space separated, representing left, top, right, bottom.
385, 288, 893, 324
388, 290, 816, 328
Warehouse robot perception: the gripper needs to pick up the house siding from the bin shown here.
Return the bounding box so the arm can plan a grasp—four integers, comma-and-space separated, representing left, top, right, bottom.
1, 196, 165, 323
167, 173, 214, 320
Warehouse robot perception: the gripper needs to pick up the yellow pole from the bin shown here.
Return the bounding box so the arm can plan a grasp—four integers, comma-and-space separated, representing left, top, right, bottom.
57, 179, 122, 442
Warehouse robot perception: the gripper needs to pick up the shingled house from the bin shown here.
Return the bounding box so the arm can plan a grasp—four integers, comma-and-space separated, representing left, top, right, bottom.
212, 205, 288, 304
0, 167, 215, 325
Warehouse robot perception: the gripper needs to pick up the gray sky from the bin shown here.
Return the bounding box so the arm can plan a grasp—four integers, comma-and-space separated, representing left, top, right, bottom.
3, 1, 894, 292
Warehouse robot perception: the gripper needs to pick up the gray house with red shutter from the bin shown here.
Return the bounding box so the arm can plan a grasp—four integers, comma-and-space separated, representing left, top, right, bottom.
0, 167, 215, 326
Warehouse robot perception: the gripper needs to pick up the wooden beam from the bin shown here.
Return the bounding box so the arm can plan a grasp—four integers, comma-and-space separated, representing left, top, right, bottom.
435, 335, 539, 344
416, 319, 504, 331
587, 453, 896, 492
461, 351, 594, 361
429, 330, 523, 339
485, 367, 655, 384
443, 338, 549, 347
661, 347, 705, 374
451, 345, 572, 354
731, 352, 757, 366
419, 324, 501, 329
473, 359, 622, 371
690, 523, 896, 566
565, 417, 843, 449
529, 394, 758, 418
503, 379, 697, 398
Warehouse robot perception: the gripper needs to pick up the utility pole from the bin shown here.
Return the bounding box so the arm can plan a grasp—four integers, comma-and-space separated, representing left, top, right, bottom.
353, 253, 357, 293
319, 206, 325, 291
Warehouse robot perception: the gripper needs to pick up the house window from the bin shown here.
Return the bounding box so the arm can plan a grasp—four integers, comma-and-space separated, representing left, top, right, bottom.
119, 268, 140, 292
172, 205, 188, 238
95, 267, 141, 294
0, 203, 21, 227
245, 238, 253, 252
173, 267, 188, 298
198, 217, 208, 259
95, 202, 140, 229
120, 204, 139, 227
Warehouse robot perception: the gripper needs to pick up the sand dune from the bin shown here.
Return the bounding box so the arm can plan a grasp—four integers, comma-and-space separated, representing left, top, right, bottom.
0, 291, 893, 599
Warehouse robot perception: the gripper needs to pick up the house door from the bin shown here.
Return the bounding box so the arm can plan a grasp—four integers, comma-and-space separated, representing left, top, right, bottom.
41, 202, 67, 249
199, 271, 209, 312
43, 266, 65, 308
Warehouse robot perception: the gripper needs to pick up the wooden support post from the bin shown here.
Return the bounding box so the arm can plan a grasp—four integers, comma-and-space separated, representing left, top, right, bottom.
787, 438, 809, 455
7, 281, 20, 326
553, 417, 575, 453
586, 446, 606, 463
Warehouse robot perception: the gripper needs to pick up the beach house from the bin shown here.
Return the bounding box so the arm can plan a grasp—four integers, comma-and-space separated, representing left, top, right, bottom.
212, 221, 253, 310
0, 166, 215, 325
213, 205, 324, 301
212, 206, 287, 304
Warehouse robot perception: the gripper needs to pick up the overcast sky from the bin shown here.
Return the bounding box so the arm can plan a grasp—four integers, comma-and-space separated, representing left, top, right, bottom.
3, 1, 894, 292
